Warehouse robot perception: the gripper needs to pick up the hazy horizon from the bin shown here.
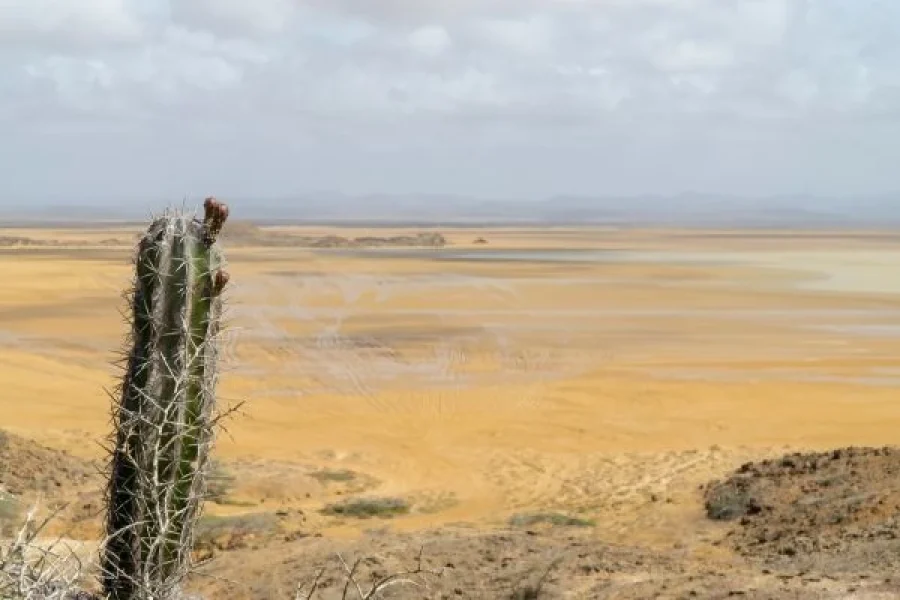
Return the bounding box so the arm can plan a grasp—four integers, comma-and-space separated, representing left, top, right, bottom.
2, 190, 899, 228
3, 1, 900, 204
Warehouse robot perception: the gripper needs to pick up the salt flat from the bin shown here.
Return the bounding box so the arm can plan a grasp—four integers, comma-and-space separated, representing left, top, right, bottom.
1, 226, 899, 546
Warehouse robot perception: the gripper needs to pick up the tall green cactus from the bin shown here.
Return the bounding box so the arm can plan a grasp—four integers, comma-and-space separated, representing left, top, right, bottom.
102, 198, 230, 600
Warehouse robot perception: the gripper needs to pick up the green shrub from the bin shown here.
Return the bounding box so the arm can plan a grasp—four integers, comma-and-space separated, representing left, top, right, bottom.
310, 468, 358, 484
206, 461, 238, 504
322, 496, 410, 519
508, 512, 595, 528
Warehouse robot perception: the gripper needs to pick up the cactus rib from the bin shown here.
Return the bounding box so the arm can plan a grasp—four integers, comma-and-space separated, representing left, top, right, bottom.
102, 198, 229, 600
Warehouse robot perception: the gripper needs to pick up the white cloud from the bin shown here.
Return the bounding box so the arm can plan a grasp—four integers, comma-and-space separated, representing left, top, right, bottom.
0, 0, 898, 199
477, 16, 556, 56
169, 0, 295, 37
653, 39, 735, 71
0, 0, 143, 46
407, 25, 452, 56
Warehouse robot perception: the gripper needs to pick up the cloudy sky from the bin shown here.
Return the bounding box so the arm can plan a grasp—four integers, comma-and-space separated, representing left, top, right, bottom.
1, 0, 898, 204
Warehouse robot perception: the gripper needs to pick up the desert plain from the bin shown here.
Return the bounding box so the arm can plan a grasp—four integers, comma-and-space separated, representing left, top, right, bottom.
2, 223, 900, 598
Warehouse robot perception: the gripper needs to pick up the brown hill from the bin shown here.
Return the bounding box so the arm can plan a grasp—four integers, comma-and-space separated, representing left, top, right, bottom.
705, 446, 900, 575
0, 431, 96, 497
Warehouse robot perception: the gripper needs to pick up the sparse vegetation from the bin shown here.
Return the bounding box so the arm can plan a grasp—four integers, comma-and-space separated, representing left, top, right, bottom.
508, 512, 595, 529
310, 468, 358, 484
294, 547, 443, 600
309, 468, 380, 495
322, 497, 411, 519
0, 504, 90, 600
193, 512, 281, 556
206, 460, 238, 505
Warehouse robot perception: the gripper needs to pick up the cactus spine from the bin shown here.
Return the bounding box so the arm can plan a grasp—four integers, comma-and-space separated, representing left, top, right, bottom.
102, 198, 230, 600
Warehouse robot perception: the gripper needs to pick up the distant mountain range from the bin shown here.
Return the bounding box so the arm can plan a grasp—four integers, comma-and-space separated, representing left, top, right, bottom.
1, 193, 898, 227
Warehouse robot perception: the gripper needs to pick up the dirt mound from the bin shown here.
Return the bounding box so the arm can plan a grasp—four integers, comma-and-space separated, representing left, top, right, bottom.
218, 220, 266, 242
0, 431, 102, 537
220, 225, 447, 248
704, 446, 900, 573
312, 232, 447, 248
0, 431, 96, 496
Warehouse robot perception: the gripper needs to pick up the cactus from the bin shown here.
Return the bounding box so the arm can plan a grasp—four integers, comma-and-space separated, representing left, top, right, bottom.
101, 198, 230, 600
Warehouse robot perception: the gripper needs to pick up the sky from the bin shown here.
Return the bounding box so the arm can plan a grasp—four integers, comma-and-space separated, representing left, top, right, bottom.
1, 0, 899, 204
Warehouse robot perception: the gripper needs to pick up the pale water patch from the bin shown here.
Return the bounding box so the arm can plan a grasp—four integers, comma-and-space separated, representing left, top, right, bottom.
814, 324, 900, 338
325, 248, 900, 295
324, 247, 726, 265
730, 251, 900, 296
645, 366, 900, 387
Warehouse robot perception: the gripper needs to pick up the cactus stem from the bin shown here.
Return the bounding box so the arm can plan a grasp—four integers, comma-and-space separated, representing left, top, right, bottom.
102, 201, 229, 600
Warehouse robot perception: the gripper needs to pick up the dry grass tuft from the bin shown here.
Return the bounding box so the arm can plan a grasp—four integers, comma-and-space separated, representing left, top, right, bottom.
0, 504, 94, 600
321, 497, 411, 519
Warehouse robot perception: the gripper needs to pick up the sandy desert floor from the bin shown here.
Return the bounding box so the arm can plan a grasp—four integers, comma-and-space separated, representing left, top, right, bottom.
2, 224, 900, 597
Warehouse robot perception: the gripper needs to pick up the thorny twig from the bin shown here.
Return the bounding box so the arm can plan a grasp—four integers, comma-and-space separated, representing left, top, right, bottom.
0, 501, 92, 600
510, 554, 564, 599
337, 554, 364, 599
361, 546, 442, 599
294, 567, 325, 600
294, 546, 443, 600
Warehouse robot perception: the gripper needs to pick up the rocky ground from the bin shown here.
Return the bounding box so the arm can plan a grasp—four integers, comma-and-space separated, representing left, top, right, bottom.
704, 446, 900, 578
4, 434, 900, 599
194, 532, 900, 599
0, 431, 96, 496
0, 431, 100, 537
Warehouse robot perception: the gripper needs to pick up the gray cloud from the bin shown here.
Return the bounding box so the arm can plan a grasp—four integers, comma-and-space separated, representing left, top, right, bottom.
1, 0, 898, 202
